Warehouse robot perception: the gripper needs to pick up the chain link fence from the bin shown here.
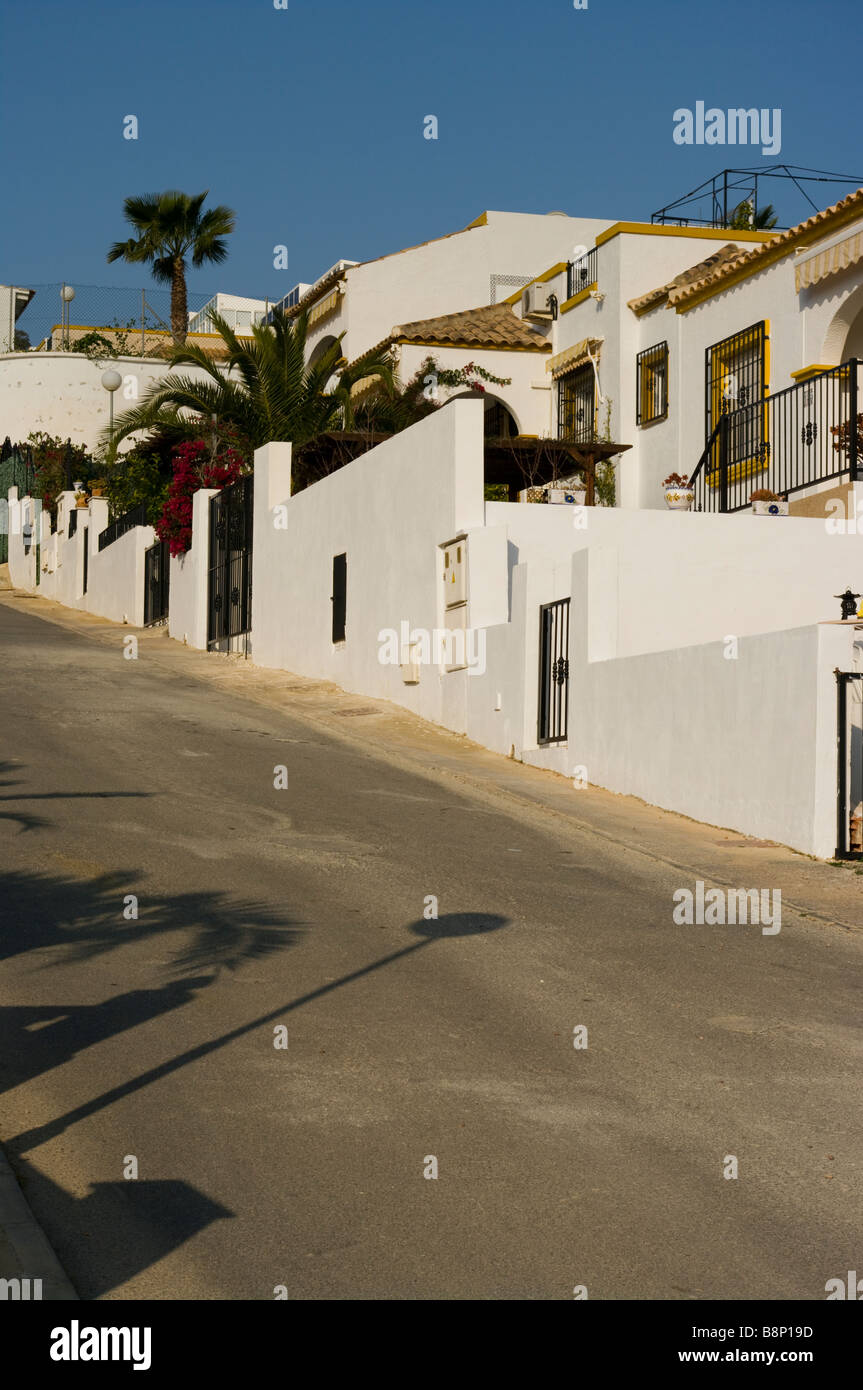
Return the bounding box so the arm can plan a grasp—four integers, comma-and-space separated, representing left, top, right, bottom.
13, 283, 218, 355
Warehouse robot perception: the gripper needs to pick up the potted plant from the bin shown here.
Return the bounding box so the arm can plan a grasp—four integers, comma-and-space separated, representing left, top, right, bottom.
74, 489, 89, 508
90, 478, 105, 497
750, 488, 789, 515
663, 472, 694, 511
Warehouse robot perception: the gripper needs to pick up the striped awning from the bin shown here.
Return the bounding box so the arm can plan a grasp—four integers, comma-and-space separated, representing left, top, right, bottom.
308, 289, 340, 326
546, 336, 603, 380
795, 229, 863, 291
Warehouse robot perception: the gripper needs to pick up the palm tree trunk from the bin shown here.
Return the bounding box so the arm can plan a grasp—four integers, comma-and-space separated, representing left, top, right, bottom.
171, 257, 188, 346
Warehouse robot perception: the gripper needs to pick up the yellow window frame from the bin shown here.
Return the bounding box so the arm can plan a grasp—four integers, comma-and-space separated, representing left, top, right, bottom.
707, 321, 770, 486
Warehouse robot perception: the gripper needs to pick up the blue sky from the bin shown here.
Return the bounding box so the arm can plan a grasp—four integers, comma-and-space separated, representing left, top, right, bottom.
2, 0, 861, 306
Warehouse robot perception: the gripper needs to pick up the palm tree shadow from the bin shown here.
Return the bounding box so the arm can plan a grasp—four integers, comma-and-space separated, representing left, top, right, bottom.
0, 866, 305, 976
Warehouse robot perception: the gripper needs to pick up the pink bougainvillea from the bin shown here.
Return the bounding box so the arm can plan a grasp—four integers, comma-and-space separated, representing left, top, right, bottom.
156, 431, 249, 556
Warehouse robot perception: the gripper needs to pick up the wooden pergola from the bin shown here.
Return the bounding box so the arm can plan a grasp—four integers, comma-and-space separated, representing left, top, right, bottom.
483, 436, 631, 504
290, 430, 630, 501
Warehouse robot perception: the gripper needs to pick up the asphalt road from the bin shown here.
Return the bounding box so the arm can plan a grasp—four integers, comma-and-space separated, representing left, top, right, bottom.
1, 596, 861, 1300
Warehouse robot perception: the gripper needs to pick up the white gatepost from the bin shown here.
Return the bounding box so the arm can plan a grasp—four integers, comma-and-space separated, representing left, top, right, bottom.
168, 487, 218, 648
250, 441, 292, 665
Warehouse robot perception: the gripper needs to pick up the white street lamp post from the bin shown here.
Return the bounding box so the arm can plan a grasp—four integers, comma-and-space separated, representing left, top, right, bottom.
101, 369, 122, 433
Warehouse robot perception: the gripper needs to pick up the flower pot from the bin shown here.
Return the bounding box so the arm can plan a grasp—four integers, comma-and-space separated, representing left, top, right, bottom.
75, 498, 89, 508
548, 487, 587, 506
664, 487, 694, 511
752, 499, 788, 515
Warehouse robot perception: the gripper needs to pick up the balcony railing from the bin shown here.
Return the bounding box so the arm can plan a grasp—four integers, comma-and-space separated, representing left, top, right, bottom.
690, 359, 861, 512
566, 249, 598, 300
98, 503, 147, 551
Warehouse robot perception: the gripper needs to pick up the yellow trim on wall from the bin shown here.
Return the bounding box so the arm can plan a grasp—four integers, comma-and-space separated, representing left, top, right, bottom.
501, 261, 569, 306
596, 221, 773, 248
560, 284, 597, 313
464, 212, 489, 230
790, 363, 835, 381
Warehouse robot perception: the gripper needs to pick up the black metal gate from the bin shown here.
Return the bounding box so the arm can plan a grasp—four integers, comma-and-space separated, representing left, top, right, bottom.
836, 671, 863, 858
144, 539, 170, 626
538, 598, 570, 744
208, 475, 253, 648
82, 527, 88, 594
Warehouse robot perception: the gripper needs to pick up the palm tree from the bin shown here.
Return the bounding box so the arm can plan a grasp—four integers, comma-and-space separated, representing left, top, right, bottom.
106, 309, 396, 453
107, 191, 235, 345
727, 199, 778, 230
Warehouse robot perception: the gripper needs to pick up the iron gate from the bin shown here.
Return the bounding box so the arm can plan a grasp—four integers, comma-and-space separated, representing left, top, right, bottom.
538, 598, 570, 745
144, 539, 170, 626
207, 475, 253, 648
836, 671, 863, 858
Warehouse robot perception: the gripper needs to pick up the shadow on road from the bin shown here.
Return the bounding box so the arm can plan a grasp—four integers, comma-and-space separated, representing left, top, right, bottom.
2, 909, 508, 1297
8, 912, 509, 1157
0, 865, 305, 974
12, 1156, 234, 1300
0, 759, 148, 835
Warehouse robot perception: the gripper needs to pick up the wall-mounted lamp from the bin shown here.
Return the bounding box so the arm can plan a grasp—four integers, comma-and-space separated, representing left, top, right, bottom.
836, 589, 861, 620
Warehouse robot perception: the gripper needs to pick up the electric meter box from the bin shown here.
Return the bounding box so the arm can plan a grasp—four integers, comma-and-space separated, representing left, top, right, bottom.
441, 536, 467, 608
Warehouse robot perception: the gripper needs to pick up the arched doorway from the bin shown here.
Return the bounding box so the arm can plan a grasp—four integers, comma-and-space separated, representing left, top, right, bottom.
821, 282, 863, 363
307, 334, 342, 369
442, 390, 520, 438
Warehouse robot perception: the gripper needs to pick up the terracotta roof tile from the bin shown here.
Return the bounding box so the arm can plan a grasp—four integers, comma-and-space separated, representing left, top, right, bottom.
667, 187, 863, 306
389, 302, 550, 351
628, 244, 744, 314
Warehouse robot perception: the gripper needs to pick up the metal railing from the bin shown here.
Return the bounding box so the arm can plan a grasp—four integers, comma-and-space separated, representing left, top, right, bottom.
98, 503, 147, 551
566, 249, 598, 300
690, 359, 860, 512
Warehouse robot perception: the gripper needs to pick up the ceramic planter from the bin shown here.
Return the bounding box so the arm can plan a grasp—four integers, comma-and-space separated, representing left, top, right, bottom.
752, 499, 788, 515
663, 487, 694, 511
548, 487, 587, 506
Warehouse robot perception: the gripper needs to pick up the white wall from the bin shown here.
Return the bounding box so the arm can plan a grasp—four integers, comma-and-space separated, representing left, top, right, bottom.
251, 402, 485, 735
246, 407, 858, 856
0, 351, 216, 449
6, 485, 154, 624
396, 341, 550, 437
565, 543, 853, 857
303, 210, 613, 367
85, 518, 156, 625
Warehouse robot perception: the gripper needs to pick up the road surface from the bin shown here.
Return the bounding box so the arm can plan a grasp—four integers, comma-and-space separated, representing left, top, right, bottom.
1, 592, 861, 1300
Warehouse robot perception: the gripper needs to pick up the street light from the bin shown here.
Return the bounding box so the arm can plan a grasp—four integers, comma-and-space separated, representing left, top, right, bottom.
60, 283, 75, 349
101, 369, 122, 434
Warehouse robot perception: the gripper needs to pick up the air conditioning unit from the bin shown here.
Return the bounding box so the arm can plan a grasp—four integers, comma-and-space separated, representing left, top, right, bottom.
522, 283, 553, 319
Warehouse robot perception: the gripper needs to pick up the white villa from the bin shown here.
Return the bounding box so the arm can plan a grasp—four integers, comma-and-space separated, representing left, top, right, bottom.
5, 183, 863, 860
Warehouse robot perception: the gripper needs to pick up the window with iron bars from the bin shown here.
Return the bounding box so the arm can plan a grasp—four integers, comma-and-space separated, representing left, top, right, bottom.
636, 342, 669, 424
557, 363, 596, 443
705, 321, 768, 469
